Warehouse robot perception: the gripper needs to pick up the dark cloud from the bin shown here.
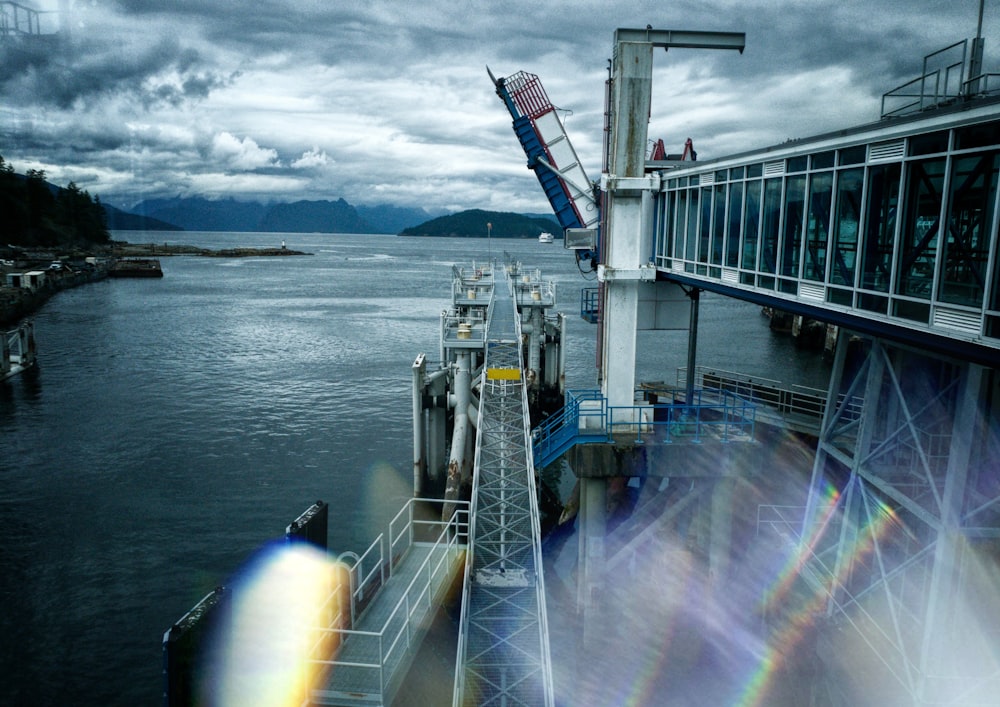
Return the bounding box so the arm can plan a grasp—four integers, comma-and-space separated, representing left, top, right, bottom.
2, 0, 998, 211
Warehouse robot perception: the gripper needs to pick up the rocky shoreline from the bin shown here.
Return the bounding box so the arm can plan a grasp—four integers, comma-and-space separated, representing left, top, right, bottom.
0, 241, 311, 328
112, 242, 310, 257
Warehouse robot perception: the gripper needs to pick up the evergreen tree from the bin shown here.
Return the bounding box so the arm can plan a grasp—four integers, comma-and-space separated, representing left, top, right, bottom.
0, 155, 111, 247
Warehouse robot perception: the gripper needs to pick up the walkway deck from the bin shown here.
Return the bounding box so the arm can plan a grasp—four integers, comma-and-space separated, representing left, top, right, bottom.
308, 502, 467, 707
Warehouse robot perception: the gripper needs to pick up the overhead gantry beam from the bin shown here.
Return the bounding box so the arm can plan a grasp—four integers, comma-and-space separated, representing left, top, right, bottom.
613, 27, 746, 53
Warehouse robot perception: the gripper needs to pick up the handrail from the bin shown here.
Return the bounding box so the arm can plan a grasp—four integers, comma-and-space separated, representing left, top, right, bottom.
607, 389, 756, 444
679, 365, 863, 423
880, 39, 969, 118
307, 499, 469, 699
532, 386, 757, 467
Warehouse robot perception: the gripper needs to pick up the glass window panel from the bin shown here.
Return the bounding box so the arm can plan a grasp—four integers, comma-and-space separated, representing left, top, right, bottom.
712, 184, 726, 265
804, 172, 833, 281
896, 158, 946, 299
760, 178, 783, 273
748, 163, 763, 178
956, 121, 1000, 150
909, 130, 949, 156
892, 299, 930, 323
812, 151, 836, 169
742, 180, 762, 270
715, 170, 728, 183
726, 181, 743, 267
778, 279, 798, 294
939, 152, 999, 306
830, 167, 864, 286
781, 175, 806, 277
827, 288, 853, 306
729, 166, 745, 180
861, 163, 902, 292
699, 187, 712, 262
675, 190, 688, 259
787, 156, 808, 173
858, 292, 888, 314
657, 192, 672, 263
839, 145, 867, 165
686, 188, 699, 261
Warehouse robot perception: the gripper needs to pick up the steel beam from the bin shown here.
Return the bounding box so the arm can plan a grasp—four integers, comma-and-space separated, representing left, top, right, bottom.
613, 28, 746, 53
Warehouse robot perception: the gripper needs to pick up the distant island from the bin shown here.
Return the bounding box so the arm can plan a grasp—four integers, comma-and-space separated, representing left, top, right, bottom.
399, 209, 558, 238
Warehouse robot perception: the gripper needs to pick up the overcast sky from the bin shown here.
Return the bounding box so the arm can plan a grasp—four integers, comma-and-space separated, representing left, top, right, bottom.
1, 0, 997, 214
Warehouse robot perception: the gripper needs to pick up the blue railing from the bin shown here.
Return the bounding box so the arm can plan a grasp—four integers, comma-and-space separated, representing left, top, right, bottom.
532, 388, 756, 468
532, 390, 606, 468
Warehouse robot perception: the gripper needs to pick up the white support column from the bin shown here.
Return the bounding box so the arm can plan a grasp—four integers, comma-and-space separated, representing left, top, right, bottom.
600, 40, 653, 409
412, 354, 426, 496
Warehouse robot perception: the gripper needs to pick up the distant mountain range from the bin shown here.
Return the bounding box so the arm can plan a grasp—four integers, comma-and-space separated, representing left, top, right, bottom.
113, 196, 447, 235
105, 196, 559, 238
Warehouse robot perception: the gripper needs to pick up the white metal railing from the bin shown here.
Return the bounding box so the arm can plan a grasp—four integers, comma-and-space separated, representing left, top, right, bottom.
307, 498, 469, 701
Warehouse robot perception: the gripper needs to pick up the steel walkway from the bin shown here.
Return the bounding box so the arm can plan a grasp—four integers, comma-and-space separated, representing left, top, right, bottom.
453, 272, 555, 706
308, 499, 468, 707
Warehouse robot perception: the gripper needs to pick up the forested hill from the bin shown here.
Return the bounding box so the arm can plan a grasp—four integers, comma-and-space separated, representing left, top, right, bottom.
400, 209, 558, 238
0, 155, 110, 248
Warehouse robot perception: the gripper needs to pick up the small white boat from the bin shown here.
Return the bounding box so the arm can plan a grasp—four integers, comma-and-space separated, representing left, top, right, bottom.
538, 232, 554, 244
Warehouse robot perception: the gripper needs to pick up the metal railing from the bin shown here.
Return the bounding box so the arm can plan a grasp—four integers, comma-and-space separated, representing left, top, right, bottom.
532, 386, 757, 467
607, 389, 756, 444
454, 273, 554, 706
881, 40, 968, 117
678, 366, 864, 425
306, 499, 469, 702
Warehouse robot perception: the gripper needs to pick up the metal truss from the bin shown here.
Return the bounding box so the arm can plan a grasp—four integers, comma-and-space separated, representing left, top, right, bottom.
454, 279, 554, 706
799, 333, 1000, 705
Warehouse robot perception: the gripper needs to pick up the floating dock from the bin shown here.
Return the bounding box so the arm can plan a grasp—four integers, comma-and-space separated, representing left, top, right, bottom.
109, 258, 163, 277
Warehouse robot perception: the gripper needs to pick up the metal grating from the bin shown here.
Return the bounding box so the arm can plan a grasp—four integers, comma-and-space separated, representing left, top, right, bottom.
454, 275, 554, 707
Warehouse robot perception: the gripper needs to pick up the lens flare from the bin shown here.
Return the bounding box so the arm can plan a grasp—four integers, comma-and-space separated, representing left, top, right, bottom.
736, 481, 899, 707
201, 542, 349, 707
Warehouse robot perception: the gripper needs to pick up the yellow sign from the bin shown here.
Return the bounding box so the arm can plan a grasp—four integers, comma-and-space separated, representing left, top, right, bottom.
486, 367, 521, 380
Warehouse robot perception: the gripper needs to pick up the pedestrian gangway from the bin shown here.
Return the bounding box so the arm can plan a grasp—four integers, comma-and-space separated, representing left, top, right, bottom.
648, 88, 1000, 368
307, 499, 468, 706
453, 271, 554, 706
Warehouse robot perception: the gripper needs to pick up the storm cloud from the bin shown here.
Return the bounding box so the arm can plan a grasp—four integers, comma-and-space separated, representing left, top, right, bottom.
1, 0, 995, 213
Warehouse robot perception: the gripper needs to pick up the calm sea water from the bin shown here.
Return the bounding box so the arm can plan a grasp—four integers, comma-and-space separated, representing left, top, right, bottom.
0, 232, 830, 706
